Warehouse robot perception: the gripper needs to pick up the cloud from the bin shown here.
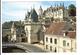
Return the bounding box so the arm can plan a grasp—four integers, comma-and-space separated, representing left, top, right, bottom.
2, 1, 49, 23
2, 1, 76, 23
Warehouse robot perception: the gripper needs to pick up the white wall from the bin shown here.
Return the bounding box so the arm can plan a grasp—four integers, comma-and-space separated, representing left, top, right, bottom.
44, 34, 76, 52
25, 25, 31, 43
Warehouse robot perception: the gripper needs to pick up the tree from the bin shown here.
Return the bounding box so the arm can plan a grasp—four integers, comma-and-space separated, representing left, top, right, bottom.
68, 4, 76, 16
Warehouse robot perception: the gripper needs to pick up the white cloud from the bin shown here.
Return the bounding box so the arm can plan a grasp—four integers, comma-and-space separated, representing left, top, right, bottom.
2, 10, 26, 21
2, 1, 48, 22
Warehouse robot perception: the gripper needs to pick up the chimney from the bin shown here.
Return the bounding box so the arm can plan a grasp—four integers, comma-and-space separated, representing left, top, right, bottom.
63, 32, 66, 36
63, 31, 68, 37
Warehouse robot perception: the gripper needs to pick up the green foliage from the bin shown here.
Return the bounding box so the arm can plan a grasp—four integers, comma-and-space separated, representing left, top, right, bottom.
2, 21, 24, 29
2, 21, 13, 29
68, 4, 76, 16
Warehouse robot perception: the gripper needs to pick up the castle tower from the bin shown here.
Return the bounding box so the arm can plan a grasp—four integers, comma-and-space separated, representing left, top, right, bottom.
11, 22, 16, 42
24, 8, 44, 44
24, 8, 39, 44
24, 22, 31, 43
38, 6, 43, 19
30, 8, 38, 22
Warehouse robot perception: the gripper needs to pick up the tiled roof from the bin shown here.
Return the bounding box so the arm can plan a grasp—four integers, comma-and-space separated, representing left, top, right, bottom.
67, 31, 76, 38
46, 21, 66, 35
45, 21, 76, 38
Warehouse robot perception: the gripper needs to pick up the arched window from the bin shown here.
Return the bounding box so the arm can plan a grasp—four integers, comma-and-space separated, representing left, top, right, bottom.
67, 43, 69, 46
54, 47, 57, 52
46, 37, 48, 42
54, 39, 57, 44
46, 45, 48, 49
50, 46, 52, 51
50, 38, 52, 43
63, 40, 66, 46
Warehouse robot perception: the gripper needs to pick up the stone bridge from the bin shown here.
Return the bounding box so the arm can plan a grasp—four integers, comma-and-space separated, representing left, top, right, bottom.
2, 43, 46, 52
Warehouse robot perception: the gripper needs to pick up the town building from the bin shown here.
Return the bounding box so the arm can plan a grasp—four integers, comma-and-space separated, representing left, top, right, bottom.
44, 22, 76, 52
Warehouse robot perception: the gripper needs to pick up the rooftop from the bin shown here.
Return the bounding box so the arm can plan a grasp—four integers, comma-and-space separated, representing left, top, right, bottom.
45, 21, 76, 38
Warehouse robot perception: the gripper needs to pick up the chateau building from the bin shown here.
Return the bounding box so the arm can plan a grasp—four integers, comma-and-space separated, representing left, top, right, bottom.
44, 22, 76, 52
43, 4, 69, 22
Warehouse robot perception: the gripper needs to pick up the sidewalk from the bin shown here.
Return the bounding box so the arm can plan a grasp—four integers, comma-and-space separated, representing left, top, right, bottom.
16, 42, 46, 51
33, 43, 45, 50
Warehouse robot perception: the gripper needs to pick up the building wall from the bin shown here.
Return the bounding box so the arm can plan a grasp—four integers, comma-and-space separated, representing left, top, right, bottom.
24, 22, 44, 44
58, 37, 72, 52
54, 9, 63, 20
31, 24, 41, 43
45, 8, 69, 22
45, 8, 64, 21
71, 39, 76, 52
25, 24, 31, 43
44, 34, 76, 52
44, 35, 58, 52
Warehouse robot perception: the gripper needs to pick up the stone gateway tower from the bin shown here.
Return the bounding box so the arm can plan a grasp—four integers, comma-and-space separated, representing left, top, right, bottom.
24, 8, 44, 44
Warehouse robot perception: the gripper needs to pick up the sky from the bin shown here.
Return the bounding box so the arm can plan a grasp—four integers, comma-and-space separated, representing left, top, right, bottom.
2, 1, 76, 23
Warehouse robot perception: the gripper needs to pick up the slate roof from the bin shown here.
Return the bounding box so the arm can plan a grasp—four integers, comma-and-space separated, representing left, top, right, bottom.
25, 8, 38, 22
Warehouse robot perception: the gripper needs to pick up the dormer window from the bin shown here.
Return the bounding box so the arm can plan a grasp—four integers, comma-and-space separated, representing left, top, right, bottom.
63, 31, 68, 36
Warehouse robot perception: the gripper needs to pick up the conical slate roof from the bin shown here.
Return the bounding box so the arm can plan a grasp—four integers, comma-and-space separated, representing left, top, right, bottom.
25, 8, 38, 22
30, 8, 38, 22
25, 12, 30, 20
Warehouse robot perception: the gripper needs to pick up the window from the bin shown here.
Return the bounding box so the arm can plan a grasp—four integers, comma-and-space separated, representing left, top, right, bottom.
63, 50, 66, 52
65, 31, 68, 36
54, 47, 57, 52
46, 45, 48, 49
67, 43, 69, 46
54, 39, 57, 44
63, 40, 66, 46
59, 11, 62, 16
50, 46, 52, 51
50, 38, 52, 43
46, 37, 48, 42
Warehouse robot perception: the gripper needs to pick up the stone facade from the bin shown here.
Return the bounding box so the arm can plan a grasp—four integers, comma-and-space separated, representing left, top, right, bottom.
24, 8, 44, 44
44, 32, 76, 52
43, 5, 69, 22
